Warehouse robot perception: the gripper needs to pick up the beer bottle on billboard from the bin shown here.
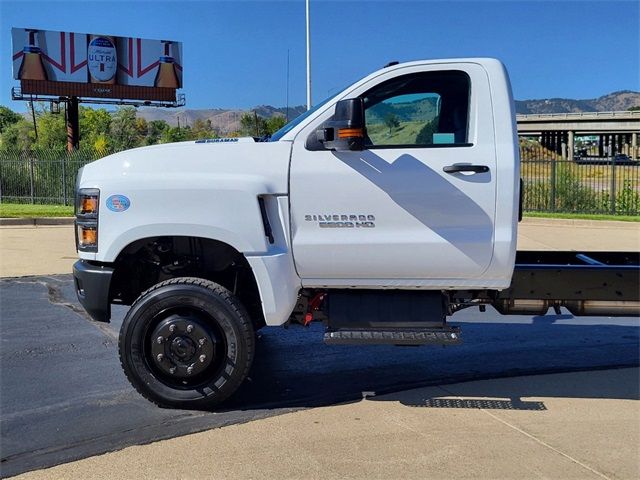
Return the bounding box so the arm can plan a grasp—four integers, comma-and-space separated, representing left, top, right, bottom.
154, 40, 179, 88
18, 29, 48, 81
88, 35, 117, 84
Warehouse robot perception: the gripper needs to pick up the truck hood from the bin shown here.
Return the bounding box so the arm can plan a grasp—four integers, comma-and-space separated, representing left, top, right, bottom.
78, 138, 292, 194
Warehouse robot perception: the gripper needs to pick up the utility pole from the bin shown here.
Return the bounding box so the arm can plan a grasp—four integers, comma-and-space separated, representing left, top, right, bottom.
306, 0, 312, 110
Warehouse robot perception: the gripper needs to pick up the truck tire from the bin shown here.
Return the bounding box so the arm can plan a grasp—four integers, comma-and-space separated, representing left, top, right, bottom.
118, 277, 255, 409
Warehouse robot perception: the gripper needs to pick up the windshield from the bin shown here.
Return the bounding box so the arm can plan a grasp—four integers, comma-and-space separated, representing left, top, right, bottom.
269, 89, 345, 142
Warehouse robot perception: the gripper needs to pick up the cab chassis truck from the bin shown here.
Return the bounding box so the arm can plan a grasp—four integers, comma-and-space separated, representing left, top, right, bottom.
72, 59, 639, 409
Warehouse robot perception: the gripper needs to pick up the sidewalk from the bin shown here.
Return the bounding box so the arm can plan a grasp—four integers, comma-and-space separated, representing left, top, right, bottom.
13, 368, 640, 479
517, 217, 640, 251
3, 218, 640, 479
0, 224, 76, 277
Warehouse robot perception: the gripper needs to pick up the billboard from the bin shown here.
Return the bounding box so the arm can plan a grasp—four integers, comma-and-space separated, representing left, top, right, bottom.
12, 27, 183, 102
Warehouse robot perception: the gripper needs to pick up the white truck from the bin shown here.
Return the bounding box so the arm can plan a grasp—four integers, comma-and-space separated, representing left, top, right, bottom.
72, 58, 639, 409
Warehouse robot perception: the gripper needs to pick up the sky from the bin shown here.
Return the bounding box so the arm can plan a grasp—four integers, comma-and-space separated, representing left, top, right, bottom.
1, 0, 639, 114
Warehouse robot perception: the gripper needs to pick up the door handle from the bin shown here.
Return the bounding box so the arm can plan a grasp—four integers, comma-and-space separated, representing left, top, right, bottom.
443, 164, 489, 174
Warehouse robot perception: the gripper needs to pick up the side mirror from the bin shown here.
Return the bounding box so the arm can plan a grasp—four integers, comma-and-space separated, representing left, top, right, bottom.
316, 98, 365, 151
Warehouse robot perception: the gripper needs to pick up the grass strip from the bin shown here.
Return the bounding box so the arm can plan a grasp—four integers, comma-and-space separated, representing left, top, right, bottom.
0, 203, 74, 218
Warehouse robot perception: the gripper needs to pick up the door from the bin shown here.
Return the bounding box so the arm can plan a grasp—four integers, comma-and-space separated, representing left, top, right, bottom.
290, 63, 497, 284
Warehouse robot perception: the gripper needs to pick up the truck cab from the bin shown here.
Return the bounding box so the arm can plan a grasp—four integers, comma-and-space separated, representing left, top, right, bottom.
285, 59, 519, 290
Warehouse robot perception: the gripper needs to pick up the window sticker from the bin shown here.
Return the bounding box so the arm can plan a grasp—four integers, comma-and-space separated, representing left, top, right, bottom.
433, 133, 455, 144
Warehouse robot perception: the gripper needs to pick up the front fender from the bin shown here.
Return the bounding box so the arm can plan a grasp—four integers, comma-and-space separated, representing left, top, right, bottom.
90, 183, 272, 263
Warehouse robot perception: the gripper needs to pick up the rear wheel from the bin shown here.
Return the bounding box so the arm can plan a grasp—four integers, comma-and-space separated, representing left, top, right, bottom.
119, 277, 255, 409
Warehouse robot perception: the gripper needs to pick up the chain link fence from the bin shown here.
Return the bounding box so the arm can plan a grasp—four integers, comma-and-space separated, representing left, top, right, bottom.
0, 148, 116, 205
1, 144, 638, 215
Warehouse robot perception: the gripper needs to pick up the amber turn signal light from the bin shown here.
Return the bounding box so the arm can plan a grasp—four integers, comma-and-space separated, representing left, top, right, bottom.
337, 128, 365, 139
80, 227, 97, 246
81, 196, 98, 215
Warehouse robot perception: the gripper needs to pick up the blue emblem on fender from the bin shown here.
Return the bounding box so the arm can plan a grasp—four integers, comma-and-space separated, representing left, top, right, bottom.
106, 195, 131, 212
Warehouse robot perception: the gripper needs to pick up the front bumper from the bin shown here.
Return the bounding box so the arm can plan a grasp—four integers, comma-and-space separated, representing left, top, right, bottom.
72, 260, 114, 323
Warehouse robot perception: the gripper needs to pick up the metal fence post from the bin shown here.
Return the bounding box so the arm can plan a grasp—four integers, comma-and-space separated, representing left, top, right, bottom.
62, 158, 67, 206
550, 156, 557, 212
610, 157, 616, 215
29, 156, 35, 204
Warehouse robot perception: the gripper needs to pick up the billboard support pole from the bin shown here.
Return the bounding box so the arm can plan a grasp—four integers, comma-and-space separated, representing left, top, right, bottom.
30, 98, 38, 140
66, 96, 79, 152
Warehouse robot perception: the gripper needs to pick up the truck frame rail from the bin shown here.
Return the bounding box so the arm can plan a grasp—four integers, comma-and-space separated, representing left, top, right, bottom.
494, 251, 639, 316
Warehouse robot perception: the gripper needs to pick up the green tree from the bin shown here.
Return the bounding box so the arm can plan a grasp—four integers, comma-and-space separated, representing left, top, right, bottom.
34, 109, 66, 151
0, 106, 22, 134
145, 120, 170, 145
79, 107, 112, 150
160, 125, 190, 143
265, 115, 286, 135
135, 117, 149, 142
191, 118, 218, 140
627, 106, 640, 111
0, 119, 35, 151
110, 107, 140, 150
384, 113, 400, 135
240, 112, 267, 137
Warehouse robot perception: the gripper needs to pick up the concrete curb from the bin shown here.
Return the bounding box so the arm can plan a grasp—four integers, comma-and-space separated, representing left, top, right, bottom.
0, 217, 75, 226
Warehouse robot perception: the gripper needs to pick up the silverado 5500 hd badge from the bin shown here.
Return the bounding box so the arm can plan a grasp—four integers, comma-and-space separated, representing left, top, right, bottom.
305, 214, 376, 228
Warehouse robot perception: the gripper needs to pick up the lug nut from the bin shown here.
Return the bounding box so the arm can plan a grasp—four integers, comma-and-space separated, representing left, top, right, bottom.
156, 336, 164, 344
186, 366, 194, 375
186, 324, 194, 333
198, 338, 207, 346
169, 366, 176, 374
169, 324, 176, 333
156, 353, 164, 361
199, 354, 206, 363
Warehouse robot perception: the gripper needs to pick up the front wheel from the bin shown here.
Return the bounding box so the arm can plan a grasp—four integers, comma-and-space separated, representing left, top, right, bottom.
119, 277, 255, 409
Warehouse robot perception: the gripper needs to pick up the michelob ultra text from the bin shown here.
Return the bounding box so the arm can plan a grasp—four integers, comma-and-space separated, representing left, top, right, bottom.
88, 35, 117, 84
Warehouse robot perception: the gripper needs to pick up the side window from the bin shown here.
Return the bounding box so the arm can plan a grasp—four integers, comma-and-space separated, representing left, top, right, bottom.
363, 70, 470, 147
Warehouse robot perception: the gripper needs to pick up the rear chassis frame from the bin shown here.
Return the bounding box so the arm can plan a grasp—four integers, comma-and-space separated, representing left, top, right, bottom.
492, 251, 639, 316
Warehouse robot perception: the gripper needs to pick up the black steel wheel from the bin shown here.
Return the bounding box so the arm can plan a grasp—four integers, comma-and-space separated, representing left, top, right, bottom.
119, 277, 255, 409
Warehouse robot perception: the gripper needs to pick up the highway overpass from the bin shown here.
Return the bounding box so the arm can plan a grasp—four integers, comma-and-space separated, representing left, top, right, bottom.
517, 111, 640, 160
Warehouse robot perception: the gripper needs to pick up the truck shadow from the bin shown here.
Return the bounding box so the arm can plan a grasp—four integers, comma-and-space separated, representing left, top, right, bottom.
393, 397, 548, 411
223, 319, 639, 412
367, 367, 639, 411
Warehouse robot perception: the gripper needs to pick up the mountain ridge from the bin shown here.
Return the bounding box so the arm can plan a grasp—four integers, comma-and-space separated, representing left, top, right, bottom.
135, 90, 639, 134
514, 90, 639, 114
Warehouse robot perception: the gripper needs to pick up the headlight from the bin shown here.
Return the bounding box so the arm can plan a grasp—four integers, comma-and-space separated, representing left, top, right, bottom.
75, 188, 99, 252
